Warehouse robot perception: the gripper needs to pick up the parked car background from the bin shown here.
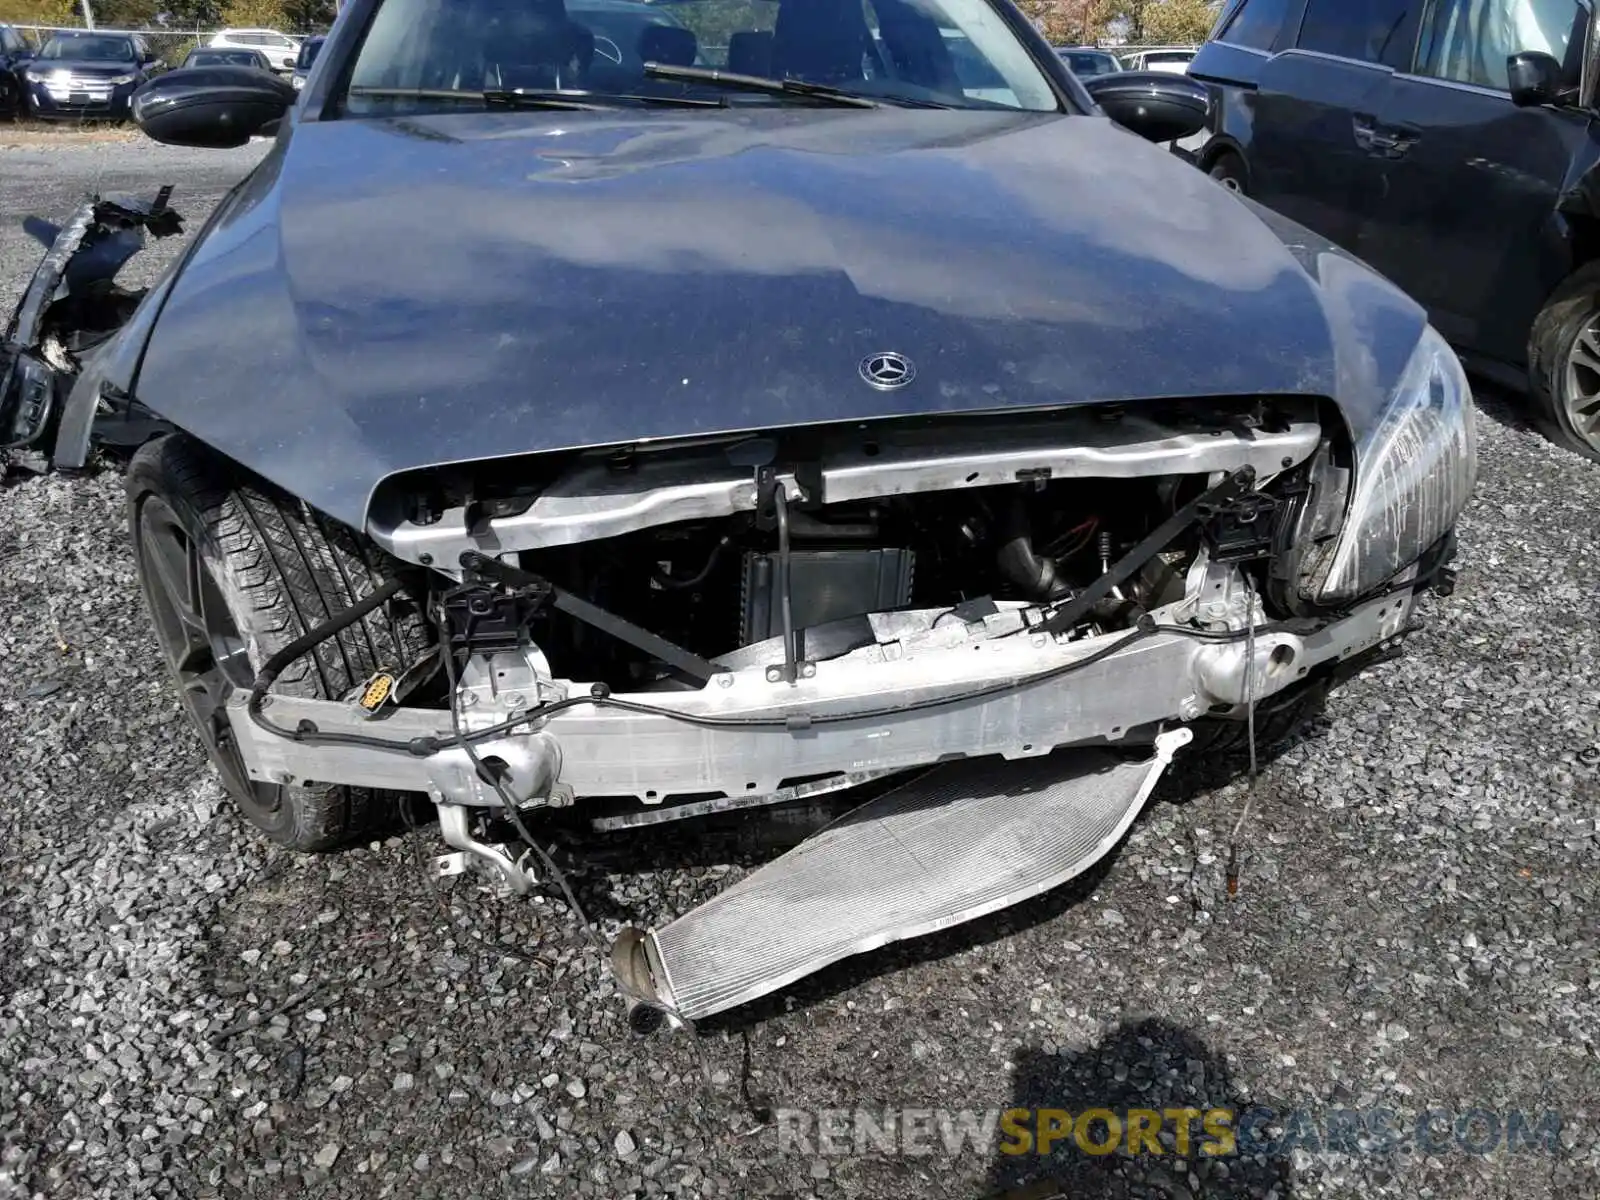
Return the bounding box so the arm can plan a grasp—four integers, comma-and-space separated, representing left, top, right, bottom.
1056, 45, 1125, 76
207, 28, 301, 73
0, 23, 34, 118
290, 34, 325, 90
1190, 0, 1600, 461
23, 30, 163, 122
1121, 46, 1197, 73
180, 46, 274, 71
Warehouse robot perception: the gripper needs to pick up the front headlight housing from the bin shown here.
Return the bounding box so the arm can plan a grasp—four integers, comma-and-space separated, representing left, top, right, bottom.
1318, 325, 1476, 602
108, 73, 137, 85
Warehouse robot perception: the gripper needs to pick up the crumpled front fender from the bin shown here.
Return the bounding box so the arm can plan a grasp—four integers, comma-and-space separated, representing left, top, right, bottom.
0, 188, 183, 465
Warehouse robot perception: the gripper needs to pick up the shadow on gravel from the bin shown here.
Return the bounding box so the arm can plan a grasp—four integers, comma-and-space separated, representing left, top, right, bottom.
1468, 379, 1540, 438
986, 1018, 1292, 1200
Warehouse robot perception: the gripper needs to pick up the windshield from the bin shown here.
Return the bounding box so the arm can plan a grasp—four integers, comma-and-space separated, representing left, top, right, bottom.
189, 48, 262, 66
297, 37, 324, 69
1059, 49, 1118, 75
39, 35, 136, 62
343, 0, 1060, 113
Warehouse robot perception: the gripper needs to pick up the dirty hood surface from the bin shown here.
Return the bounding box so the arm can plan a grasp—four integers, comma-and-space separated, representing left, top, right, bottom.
136, 107, 1342, 529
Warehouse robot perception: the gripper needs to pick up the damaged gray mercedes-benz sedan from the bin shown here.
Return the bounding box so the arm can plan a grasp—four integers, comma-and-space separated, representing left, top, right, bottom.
0, 0, 1473, 1025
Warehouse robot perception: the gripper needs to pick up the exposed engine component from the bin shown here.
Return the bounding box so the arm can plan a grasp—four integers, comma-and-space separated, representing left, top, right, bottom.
510, 466, 1274, 688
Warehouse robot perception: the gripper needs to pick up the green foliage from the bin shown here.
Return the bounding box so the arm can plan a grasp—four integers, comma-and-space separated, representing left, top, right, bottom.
1018, 0, 1219, 48
0, 0, 79, 27
220, 0, 287, 27
1139, 0, 1218, 43
280, 0, 334, 32
1025, 1, 1111, 47
1102, 0, 1220, 44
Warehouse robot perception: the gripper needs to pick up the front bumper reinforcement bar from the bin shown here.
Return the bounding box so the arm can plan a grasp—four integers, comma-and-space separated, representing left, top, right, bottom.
224, 588, 1412, 807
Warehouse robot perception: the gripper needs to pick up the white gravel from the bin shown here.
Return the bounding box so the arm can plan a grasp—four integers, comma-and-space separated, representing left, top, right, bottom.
2, 138, 1599, 1200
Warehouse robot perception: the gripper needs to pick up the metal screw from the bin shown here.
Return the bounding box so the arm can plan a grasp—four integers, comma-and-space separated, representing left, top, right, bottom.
274, 770, 293, 785
1280, 456, 1293, 468
801, 663, 816, 679
717, 674, 734, 689
419, 552, 433, 565
1031, 635, 1047, 649
503, 693, 525, 708
765, 667, 782, 683
459, 691, 478, 708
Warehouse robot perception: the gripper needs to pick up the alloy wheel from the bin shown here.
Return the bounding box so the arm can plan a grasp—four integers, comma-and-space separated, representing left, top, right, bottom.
1562, 318, 1600, 452
1209, 164, 1243, 194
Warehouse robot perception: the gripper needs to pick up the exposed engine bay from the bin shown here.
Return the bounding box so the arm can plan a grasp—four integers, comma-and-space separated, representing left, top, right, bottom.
504, 474, 1199, 687
364, 397, 1343, 693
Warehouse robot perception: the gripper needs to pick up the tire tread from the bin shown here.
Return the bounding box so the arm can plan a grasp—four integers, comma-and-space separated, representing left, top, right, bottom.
127, 434, 431, 850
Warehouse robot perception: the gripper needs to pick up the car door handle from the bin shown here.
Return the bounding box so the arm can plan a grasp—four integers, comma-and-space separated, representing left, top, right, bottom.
1352, 116, 1418, 157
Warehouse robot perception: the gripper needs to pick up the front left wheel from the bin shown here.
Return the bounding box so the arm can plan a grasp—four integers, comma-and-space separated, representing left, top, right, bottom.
127, 434, 432, 850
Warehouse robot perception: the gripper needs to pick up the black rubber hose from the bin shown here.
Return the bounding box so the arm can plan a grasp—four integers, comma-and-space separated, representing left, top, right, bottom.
245, 575, 410, 732
996, 496, 1071, 601
652, 535, 730, 591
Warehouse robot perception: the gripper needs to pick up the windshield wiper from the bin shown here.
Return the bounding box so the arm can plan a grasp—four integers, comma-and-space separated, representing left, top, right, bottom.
641, 63, 882, 108
485, 87, 727, 109
346, 86, 724, 110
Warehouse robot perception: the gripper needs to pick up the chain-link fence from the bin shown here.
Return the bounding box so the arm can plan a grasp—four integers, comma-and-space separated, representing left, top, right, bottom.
1086, 40, 1202, 57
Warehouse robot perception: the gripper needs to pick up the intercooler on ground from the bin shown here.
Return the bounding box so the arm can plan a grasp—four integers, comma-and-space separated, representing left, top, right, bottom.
739, 548, 914, 646
612, 727, 1192, 1023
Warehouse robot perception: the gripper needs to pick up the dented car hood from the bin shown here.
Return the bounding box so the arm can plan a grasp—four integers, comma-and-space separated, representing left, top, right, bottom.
130, 107, 1426, 530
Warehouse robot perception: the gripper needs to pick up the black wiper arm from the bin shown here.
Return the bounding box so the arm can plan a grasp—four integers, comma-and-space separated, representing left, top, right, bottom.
484, 87, 728, 109
641, 62, 881, 107
347, 85, 605, 110
348, 86, 724, 110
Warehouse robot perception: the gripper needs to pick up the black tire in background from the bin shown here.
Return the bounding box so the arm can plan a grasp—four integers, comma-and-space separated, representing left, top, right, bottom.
1528, 260, 1600, 464
126, 434, 433, 850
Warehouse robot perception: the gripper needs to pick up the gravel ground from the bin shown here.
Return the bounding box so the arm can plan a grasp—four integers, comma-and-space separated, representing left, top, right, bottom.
2, 139, 1599, 1200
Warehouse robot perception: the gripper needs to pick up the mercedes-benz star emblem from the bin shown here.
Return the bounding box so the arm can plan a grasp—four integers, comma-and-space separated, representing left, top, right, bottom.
859, 352, 916, 391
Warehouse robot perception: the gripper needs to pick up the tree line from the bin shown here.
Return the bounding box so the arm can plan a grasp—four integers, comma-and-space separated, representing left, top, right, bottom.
0, 0, 1218, 45
1020, 0, 1221, 45
0, 0, 334, 33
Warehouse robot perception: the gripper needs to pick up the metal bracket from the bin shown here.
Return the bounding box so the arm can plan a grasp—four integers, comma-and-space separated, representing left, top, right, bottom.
436, 803, 540, 894
459, 551, 718, 684
1040, 466, 1257, 636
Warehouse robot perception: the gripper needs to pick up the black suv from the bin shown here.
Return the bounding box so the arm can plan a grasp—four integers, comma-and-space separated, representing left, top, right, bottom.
0, 24, 34, 117
1190, 0, 1600, 460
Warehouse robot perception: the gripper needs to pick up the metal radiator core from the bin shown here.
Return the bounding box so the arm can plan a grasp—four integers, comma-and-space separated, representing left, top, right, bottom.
739, 547, 914, 646
626, 728, 1192, 1021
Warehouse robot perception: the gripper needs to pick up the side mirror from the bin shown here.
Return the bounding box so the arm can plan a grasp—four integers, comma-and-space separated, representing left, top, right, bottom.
132, 66, 294, 148
1508, 50, 1567, 107
1082, 70, 1209, 143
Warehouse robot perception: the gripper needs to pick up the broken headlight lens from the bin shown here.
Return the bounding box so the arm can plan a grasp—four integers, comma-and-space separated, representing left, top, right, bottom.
1319, 325, 1476, 603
